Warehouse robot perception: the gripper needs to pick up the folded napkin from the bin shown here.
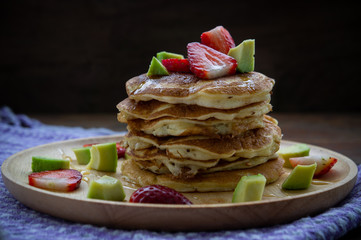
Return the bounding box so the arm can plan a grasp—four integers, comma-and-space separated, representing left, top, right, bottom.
0, 106, 360, 240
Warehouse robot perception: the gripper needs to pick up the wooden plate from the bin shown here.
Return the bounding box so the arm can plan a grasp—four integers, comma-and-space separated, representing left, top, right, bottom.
1, 136, 358, 231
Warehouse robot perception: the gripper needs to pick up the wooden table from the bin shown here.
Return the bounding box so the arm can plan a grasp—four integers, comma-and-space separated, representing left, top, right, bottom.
29, 112, 361, 239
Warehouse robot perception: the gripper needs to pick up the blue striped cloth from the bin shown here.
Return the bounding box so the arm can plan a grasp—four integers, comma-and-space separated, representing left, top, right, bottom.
0, 106, 360, 240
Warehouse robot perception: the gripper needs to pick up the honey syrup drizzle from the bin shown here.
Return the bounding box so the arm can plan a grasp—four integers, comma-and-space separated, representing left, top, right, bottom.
312, 179, 332, 185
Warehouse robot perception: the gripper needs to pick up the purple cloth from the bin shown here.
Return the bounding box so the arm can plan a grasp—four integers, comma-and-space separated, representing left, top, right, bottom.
0, 106, 360, 240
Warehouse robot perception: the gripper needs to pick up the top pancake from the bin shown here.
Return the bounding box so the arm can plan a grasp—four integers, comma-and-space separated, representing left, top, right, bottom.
126, 72, 274, 109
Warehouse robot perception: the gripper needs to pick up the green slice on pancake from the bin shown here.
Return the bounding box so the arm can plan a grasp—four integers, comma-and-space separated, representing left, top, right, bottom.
147, 57, 169, 77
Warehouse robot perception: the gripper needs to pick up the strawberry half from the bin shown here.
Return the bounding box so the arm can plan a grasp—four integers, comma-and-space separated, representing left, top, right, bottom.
161, 58, 191, 73
28, 169, 82, 192
289, 156, 338, 178
187, 42, 237, 79
129, 185, 192, 205
201, 26, 235, 54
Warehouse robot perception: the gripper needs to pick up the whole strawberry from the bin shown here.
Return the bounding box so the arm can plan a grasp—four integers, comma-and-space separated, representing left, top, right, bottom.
129, 185, 193, 205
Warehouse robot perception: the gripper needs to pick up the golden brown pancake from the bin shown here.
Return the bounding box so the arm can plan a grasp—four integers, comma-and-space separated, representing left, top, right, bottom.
125, 72, 274, 109
126, 115, 264, 137
117, 98, 272, 121
132, 153, 278, 178
118, 70, 282, 193
125, 115, 281, 161
121, 157, 284, 192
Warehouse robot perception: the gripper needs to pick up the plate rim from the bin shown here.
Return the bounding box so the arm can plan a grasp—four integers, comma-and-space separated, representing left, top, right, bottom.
1, 135, 358, 209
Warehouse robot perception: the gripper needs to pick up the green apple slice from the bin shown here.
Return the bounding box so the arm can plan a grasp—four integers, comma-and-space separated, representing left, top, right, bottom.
87, 143, 117, 172
228, 39, 255, 73
278, 143, 310, 168
156, 51, 184, 60
282, 163, 317, 190
72, 147, 91, 165
32, 156, 69, 172
147, 56, 169, 77
232, 174, 266, 203
87, 175, 125, 201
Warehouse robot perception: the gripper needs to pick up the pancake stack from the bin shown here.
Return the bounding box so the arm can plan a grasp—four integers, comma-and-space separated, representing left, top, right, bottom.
117, 72, 283, 192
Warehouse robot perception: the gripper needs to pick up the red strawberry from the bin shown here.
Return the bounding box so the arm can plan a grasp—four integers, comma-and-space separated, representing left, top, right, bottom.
161, 58, 191, 73
187, 42, 237, 79
129, 185, 192, 205
314, 157, 337, 177
84, 142, 126, 158
83, 143, 97, 147
28, 169, 82, 192
289, 156, 338, 178
201, 26, 235, 54
116, 142, 126, 158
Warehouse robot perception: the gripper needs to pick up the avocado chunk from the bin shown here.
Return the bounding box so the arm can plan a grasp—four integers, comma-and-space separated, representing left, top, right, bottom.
32, 156, 70, 172
147, 56, 169, 77
124, 152, 131, 160
156, 51, 184, 61
87, 143, 117, 172
282, 163, 317, 190
278, 143, 311, 168
232, 174, 266, 203
72, 147, 91, 165
87, 175, 125, 201
228, 39, 255, 73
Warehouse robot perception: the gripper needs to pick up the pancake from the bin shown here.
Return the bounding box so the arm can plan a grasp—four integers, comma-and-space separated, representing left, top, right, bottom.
121, 157, 284, 192
132, 153, 278, 178
118, 69, 281, 192
126, 115, 265, 137
132, 152, 219, 175
117, 98, 272, 121
125, 115, 281, 161
125, 72, 274, 109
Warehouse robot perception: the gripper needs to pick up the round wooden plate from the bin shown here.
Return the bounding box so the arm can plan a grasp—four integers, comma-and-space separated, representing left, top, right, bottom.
1, 136, 358, 231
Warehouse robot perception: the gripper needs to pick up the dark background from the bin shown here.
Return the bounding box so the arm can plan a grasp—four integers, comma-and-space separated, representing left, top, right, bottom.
1, 0, 360, 114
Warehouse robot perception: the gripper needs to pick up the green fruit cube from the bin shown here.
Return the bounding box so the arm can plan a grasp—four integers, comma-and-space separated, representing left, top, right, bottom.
228, 39, 255, 73
87, 175, 125, 201
32, 156, 70, 172
282, 163, 317, 190
72, 147, 91, 165
87, 143, 117, 172
147, 56, 169, 77
156, 51, 184, 61
278, 143, 310, 168
232, 174, 266, 203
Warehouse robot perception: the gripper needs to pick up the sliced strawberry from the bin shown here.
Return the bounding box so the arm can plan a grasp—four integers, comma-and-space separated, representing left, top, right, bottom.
161, 58, 191, 73
201, 26, 235, 54
315, 157, 337, 177
289, 156, 337, 178
129, 185, 192, 205
187, 42, 237, 79
29, 169, 82, 192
